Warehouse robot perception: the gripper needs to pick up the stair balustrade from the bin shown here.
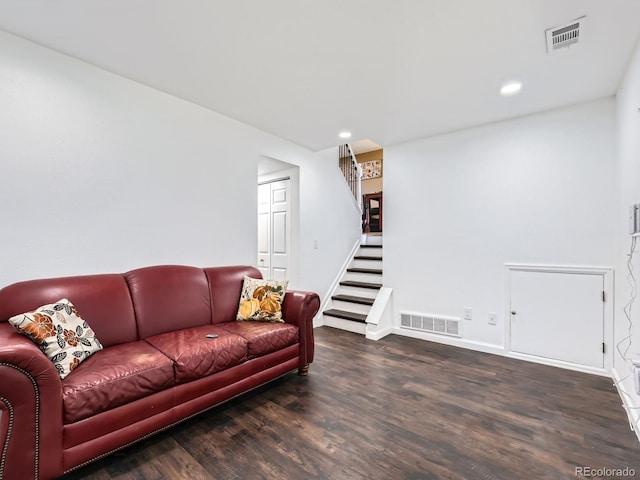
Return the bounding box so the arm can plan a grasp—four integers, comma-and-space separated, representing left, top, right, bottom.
339, 143, 363, 212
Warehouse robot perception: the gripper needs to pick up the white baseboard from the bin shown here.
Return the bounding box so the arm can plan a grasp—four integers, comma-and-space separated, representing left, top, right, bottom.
392, 327, 612, 377
366, 327, 392, 341
391, 327, 505, 356
506, 351, 609, 377
612, 367, 640, 443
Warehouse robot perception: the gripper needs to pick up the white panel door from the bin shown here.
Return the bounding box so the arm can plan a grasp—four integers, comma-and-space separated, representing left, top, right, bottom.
257, 179, 290, 280
270, 180, 289, 281
256, 183, 270, 278
510, 270, 604, 368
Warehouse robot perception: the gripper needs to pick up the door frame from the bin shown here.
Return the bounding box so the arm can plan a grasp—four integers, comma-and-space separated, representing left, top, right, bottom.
504, 263, 614, 376
258, 165, 299, 288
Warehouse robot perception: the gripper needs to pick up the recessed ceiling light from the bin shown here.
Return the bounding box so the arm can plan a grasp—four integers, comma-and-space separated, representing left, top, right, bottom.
500, 81, 523, 96
339, 131, 352, 139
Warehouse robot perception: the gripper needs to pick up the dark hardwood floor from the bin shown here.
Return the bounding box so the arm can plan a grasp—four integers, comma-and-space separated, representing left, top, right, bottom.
63, 327, 640, 480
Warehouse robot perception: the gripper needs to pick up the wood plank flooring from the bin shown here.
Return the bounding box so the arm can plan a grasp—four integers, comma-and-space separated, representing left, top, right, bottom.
63, 327, 640, 479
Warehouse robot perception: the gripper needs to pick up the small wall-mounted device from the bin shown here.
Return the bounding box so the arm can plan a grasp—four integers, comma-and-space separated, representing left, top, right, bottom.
633, 358, 640, 395
629, 204, 640, 235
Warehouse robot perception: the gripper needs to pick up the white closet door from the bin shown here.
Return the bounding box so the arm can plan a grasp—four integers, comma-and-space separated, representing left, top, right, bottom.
509, 269, 604, 368
257, 179, 290, 280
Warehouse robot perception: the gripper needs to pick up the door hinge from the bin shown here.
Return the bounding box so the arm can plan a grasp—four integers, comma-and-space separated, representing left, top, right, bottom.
602, 291, 606, 302
603, 342, 606, 354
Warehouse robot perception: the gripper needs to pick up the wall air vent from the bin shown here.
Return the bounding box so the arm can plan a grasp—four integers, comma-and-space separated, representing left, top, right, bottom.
545, 16, 585, 53
400, 312, 460, 337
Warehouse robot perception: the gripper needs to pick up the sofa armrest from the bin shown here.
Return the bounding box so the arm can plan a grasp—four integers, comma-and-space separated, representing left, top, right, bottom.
282, 290, 320, 375
0, 323, 64, 480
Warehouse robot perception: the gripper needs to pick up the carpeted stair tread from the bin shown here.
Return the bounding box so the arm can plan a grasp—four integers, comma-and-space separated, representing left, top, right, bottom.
354, 255, 383, 261
339, 280, 383, 290
331, 294, 375, 306
323, 309, 367, 323
360, 245, 382, 249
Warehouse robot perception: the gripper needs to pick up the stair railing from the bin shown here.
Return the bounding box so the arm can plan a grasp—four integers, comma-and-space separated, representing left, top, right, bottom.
339, 143, 362, 212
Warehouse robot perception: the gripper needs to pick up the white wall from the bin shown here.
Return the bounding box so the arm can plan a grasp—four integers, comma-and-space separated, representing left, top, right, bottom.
613, 38, 640, 438
260, 144, 363, 301
385, 99, 616, 348
0, 30, 361, 306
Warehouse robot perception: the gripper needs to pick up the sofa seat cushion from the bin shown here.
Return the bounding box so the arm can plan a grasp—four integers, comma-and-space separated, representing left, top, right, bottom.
62, 341, 175, 424
218, 321, 298, 358
145, 325, 248, 384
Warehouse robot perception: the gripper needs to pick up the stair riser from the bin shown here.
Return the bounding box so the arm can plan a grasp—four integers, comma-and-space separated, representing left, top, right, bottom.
330, 300, 372, 315
343, 272, 383, 283
362, 236, 383, 246
336, 286, 379, 298
357, 248, 382, 258
323, 315, 367, 334
351, 259, 383, 269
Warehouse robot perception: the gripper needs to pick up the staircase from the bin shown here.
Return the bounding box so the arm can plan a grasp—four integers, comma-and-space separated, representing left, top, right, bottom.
323, 235, 383, 334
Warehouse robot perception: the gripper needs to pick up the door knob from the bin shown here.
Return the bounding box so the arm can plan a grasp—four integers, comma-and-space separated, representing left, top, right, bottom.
511, 311, 516, 315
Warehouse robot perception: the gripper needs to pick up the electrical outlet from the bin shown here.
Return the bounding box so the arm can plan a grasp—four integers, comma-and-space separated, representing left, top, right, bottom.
313, 240, 319, 249
463, 308, 472, 321
488, 312, 497, 325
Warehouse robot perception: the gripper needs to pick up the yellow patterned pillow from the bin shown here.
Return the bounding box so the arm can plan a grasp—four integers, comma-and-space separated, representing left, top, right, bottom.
9, 299, 103, 379
236, 277, 288, 322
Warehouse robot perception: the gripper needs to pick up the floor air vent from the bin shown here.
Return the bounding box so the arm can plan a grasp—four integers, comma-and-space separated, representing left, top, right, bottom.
400, 313, 460, 337
546, 16, 585, 52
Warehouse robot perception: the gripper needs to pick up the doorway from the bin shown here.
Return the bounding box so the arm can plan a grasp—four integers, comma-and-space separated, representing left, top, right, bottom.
257, 178, 290, 281
363, 192, 382, 233
257, 155, 299, 285
352, 145, 383, 236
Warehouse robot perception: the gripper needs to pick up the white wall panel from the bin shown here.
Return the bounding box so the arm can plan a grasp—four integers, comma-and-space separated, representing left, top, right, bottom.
272, 188, 287, 205
0, 30, 361, 306
385, 98, 616, 348
273, 212, 287, 254
613, 37, 640, 438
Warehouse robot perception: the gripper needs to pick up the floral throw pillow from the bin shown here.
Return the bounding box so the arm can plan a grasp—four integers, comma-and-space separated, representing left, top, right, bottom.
8, 298, 103, 380
236, 276, 288, 323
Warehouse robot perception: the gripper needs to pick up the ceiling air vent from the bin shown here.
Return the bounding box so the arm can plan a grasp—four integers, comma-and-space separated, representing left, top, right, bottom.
545, 16, 585, 53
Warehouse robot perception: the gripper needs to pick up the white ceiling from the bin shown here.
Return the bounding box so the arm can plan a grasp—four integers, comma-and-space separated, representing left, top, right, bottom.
0, 1, 638, 151
351, 139, 383, 155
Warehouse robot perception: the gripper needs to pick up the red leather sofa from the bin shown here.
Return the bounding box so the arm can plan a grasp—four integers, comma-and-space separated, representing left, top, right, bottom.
0, 265, 320, 480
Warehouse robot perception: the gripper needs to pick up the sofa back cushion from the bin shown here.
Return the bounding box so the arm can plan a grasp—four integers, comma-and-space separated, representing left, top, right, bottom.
204, 266, 262, 324
0, 274, 137, 348
125, 265, 212, 338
